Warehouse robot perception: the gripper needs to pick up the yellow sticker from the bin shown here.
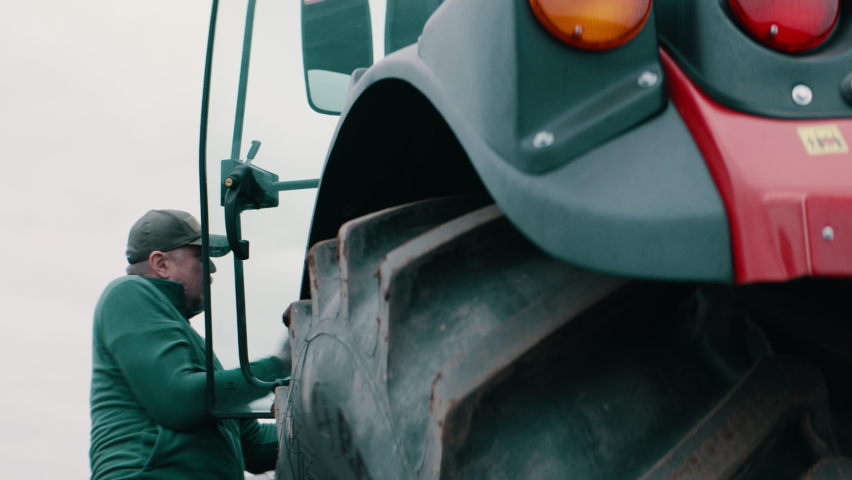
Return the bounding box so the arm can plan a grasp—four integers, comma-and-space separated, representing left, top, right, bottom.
797, 124, 849, 156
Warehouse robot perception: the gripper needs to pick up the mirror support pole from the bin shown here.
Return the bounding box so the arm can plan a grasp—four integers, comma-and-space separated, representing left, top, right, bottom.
231, 0, 256, 162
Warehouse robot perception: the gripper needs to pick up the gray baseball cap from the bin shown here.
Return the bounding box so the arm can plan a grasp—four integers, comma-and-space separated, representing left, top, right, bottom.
126, 209, 230, 264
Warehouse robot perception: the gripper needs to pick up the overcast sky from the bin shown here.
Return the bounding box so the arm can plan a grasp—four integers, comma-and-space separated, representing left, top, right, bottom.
0, 1, 385, 477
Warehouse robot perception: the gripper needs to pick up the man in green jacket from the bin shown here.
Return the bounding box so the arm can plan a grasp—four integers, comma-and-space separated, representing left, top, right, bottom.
90, 209, 289, 479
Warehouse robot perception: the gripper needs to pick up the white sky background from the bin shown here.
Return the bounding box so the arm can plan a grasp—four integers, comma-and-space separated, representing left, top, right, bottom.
0, 0, 385, 477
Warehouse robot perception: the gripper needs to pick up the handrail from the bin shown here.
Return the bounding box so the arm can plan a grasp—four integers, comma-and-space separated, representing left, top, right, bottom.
229, 0, 289, 393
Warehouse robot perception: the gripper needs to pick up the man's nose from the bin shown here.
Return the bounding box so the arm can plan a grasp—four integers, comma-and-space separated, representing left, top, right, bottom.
209, 259, 217, 274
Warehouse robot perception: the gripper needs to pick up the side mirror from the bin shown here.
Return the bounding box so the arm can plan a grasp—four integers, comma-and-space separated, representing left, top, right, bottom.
301, 0, 373, 115
385, 0, 443, 54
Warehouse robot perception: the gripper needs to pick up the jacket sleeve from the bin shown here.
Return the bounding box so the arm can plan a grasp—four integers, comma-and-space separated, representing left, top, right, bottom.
240, 419, 279, 474
99, 279, 288, 431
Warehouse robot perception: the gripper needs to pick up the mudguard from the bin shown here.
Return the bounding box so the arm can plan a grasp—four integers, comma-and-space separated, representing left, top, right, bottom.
302, 0, 733, 297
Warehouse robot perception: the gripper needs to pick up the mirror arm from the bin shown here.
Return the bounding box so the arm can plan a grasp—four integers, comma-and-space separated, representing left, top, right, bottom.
269, 179, 320, 191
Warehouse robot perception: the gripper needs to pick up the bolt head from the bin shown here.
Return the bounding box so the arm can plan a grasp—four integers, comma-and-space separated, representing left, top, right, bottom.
822, 225, 835, 241
792, 84, 813, 106
769, 24, 779, 36
638, 71, 659, 88
533, 131, 554, 149
224, 177, 234, 187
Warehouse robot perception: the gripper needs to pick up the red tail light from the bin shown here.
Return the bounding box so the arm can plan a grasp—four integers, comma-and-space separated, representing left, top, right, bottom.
728, 0, 840, 53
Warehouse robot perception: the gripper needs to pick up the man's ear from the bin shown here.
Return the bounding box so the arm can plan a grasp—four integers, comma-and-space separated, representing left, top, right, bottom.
148, 251, 170, 279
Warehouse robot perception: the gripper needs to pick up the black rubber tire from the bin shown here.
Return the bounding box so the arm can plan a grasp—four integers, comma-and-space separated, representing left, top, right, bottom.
274, 197, 849, 480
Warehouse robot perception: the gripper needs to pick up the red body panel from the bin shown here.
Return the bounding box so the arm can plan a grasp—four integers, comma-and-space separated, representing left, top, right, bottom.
661, 49, 852, 283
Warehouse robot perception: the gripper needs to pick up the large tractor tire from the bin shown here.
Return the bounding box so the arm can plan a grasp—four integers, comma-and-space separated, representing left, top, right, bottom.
274, 197, 852, 480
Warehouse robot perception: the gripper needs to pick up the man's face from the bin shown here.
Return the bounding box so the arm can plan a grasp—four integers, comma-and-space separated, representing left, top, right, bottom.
168, 245, 215, 316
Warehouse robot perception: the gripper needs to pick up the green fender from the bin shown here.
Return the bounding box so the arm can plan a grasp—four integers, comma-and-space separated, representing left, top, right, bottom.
301, 0, 733, 298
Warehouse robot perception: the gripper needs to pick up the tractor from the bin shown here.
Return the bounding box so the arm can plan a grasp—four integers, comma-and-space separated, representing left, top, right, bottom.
198, 0, 852, 479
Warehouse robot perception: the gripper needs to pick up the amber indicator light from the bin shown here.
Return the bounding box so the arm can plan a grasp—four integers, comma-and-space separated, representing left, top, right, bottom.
728, 0, 839, 53
528, 0, 653, 51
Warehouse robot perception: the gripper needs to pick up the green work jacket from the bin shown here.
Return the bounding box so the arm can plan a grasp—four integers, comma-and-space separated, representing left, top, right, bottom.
90, 275, 287, 479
